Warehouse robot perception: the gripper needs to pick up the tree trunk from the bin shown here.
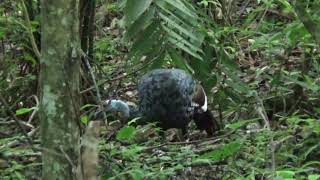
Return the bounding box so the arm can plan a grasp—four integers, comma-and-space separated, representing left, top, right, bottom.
40, 0, 82, 179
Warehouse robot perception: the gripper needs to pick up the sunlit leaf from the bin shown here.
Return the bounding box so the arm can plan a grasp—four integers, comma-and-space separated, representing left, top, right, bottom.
80, 115, 89, 125
276, 170, 295, 178
15, 107, 36, 116
80, 104, 96, 110
116, 126, 136, 141
308, 174, 320, 180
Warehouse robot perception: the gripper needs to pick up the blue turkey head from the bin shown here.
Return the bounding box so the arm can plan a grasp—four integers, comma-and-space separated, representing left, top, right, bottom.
97, 100, 130, 120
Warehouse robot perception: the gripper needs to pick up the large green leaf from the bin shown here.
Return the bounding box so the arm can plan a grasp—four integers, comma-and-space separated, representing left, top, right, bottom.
124, 0, 206, 67
168, 49, 193, 72
163, 0, 196, 20
124, 0, 153, 26
150, 50, 166, 69
129, 22, 162, 59
124, 6, 156, 42
158, 12, 202, 44
168, 37, 203, 60
163, 24, 203, 60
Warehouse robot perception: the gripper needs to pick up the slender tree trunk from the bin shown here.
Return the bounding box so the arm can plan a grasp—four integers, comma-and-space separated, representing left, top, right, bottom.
79, 0, 96, 59
88, 0, 96, 60
40, 0, 82, 179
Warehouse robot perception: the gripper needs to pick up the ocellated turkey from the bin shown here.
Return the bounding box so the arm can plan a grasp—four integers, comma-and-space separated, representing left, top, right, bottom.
99, 68, 221, 136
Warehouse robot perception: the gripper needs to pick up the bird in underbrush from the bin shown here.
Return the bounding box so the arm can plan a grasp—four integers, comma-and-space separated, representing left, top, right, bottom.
98, 68, 221, 137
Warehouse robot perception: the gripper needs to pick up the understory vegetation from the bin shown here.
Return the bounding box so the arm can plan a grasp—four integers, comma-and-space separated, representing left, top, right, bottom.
1, 0, 320, 179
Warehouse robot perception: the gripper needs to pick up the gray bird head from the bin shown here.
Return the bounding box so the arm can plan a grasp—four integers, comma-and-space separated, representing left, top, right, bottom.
97, 99, 131, 120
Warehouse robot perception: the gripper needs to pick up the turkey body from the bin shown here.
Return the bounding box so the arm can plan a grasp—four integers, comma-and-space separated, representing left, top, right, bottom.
100, 68, 220, 137
138, 69, 201, 134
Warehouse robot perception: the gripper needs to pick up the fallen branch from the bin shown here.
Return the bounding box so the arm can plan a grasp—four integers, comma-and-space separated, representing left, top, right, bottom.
0, 127, 38, 149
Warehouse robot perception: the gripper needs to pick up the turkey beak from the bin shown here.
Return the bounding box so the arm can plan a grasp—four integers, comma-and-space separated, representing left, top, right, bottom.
192, 84, 208, 112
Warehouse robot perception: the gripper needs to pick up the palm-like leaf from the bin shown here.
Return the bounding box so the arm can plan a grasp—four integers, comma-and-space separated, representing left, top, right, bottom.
123, 0, 205, 68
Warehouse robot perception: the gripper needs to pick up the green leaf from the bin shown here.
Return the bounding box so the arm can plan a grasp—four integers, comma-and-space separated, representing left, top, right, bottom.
163, 0, 196, 20
124, 6, 156, 42
116, 126, 136, 141
23, 53, 37, 66
302, 144, 319, 161
308, 174, 320, 180
223, 87, 243, 103
168, 37, 203, 60
224, 73, 250, 94
129, 169, 144, 180
302, 161, 320, 169
276, 0, 293, 11
276, 170, 295, 178
219, 46, 239, 71
203, 75, 217, 91
122, 144, 143, 158
14, 171, 26, 180
168, 49, 191, 72
124, 0, 153, 26
80, 115, 89, 125
314, 121, 320, 134
150, 51, 166, 69
158, 11, 201, 44
198, 140, 242, 161
285, 22, 310, 44
0, 27, 8, 38
15, 107, 36, 116
156, 0, 197, 26
284, 75, 319, 92
129, 22, 161, 59
162, 24, 203, 58
226, 118, 259, 130
80, 104, 96, 111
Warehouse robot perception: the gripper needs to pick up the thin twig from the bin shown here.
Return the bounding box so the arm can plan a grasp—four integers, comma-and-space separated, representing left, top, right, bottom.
80, 50, 103, 103
80, 50, 107, 121
0, 119, 34, 129
60, 145, 76, 168
27, 95, 39, 124
0, 127, 38, 149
